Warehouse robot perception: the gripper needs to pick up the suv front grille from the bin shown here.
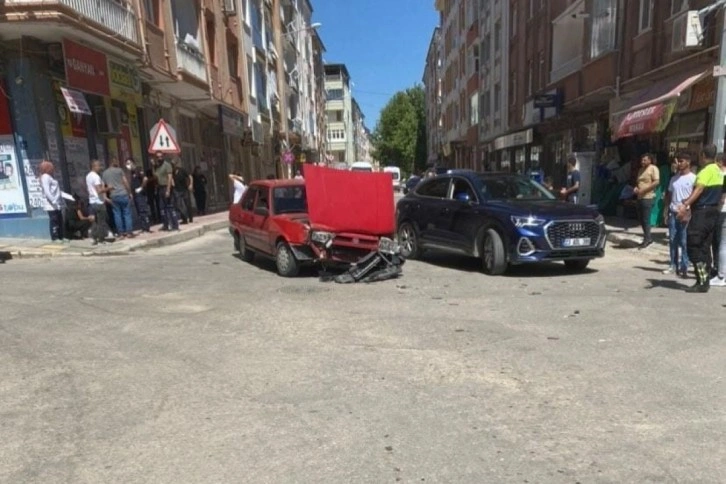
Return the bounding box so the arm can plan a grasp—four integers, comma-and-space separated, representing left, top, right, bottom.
546, 221, 601, 249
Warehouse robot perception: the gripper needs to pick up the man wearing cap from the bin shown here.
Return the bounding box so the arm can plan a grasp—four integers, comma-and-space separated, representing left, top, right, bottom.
153, 152, 178, 231
678, 144, 723, 292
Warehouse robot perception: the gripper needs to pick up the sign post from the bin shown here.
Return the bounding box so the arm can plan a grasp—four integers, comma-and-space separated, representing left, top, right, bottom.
148, 119, 181, 154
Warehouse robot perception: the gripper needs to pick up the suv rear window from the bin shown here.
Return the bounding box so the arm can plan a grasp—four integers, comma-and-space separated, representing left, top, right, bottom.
416, 178, 449, 198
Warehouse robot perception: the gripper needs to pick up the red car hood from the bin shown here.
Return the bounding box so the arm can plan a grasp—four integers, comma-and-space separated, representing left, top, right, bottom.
303, 165, 395, 236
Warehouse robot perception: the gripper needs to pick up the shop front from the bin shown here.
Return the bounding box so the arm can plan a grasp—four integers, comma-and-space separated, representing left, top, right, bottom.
489, 128, 534, 173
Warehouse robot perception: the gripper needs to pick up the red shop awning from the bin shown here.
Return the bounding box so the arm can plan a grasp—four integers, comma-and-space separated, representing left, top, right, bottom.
616, 102, 676, 140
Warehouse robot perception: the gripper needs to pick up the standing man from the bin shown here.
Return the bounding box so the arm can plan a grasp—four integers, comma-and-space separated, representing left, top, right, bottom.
678, 144, 723, 292
86, 160, 113, 245
153, 152, 179, 231
126, 158, 151, 233
192, 166, 207, 216
559, 156, 580, 204
102, 157, 134, 238
172, 159, 193, 224
633, 153, 660, 249
662, 152, 695, 277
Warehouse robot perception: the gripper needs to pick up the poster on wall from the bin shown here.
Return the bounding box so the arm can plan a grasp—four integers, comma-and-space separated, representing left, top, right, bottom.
19, 146, 44, 211
64, 137, 91, 197
0, 135, 28, 215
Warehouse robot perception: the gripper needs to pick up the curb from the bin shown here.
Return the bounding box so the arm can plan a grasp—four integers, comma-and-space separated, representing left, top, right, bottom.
7, 220, 228, 259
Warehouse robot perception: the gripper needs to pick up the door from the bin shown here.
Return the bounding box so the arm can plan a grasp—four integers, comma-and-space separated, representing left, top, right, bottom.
237, 186, 258, 247
413, 177, 451, 245
436, 177, 481, 252
247, 186, 272, 253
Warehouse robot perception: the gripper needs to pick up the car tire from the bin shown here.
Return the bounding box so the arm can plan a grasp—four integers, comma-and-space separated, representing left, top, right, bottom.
564, 259, 590, 272
398, 222, 421, 259
275, 241, 300, 277
237, 233, 254, 262
482, 228, 507, 275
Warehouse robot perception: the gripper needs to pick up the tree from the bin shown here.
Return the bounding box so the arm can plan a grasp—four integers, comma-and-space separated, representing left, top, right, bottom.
373, 85, 427, 175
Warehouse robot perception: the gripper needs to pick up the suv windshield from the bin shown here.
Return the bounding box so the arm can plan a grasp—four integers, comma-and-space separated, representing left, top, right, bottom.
273, 186, 307, 214
478, 175, 555, 201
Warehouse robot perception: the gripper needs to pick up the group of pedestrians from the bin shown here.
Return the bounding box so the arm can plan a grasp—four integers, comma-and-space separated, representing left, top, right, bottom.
39, 153, 209, 245
651, 145, 726, 293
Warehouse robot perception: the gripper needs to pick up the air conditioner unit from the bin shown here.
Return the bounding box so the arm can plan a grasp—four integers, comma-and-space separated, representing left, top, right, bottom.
672, 11, 703, 52
222, 0, 237, 16
95, 106, 122, 135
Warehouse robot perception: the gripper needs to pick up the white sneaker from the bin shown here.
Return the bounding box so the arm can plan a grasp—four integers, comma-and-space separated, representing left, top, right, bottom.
709, 276, 726, 287
662, 266, 676, 275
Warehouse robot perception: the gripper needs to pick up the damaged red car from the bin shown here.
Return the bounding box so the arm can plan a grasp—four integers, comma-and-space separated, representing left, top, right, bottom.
229, 165, 399, 277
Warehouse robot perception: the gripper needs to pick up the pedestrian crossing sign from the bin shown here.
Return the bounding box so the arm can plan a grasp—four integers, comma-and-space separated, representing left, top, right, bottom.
148, 119, 181, 154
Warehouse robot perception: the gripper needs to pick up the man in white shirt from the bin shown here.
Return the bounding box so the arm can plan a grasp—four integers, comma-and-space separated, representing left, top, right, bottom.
663, 152, 696, 277
86, 160, 113, 245
229, 173, 247, 204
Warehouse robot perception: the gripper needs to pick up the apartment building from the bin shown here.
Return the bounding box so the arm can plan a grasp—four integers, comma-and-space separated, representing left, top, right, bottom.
0, 0, 327, 237
423, 27, 443, 166
351, 98, 373, 163
427, 0, 722, 189
324, 63, 355, 164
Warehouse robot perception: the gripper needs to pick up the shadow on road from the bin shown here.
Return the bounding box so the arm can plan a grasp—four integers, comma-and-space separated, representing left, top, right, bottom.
231, 253, 323, 278
645, 278, 689, 290
417, 253, 597, 278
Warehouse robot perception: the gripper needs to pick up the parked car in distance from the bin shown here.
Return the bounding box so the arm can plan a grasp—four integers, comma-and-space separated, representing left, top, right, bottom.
383, 166, 402, 191
350, 161, 374, 172
395, 170, 606, 275
403, 175, 421, 194
229, 166, 396, 277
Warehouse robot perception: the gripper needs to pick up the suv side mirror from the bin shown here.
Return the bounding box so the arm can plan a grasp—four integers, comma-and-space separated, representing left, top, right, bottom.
254, 206, 269, 217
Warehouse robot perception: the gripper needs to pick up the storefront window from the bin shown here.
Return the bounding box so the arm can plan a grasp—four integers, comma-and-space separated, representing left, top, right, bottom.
514, 148, 525, 174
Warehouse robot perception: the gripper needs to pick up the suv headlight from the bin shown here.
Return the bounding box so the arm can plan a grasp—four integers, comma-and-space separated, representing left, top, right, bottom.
511, 216, 547, 228
310, 231, 335, 247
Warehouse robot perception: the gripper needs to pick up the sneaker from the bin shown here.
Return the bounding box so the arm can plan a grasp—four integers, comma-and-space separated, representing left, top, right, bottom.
662, 266, 676, 275
709, 276, 726, 287
685, 283, 710, 293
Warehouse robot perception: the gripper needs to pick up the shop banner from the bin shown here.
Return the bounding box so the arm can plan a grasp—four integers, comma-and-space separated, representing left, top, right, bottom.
615, 102, 676, 141
60, 87, 92, 115
63, 38, 110, 96
109, 60, 142, 105
0, 80, 13, 135
0, 136, 28, 215
18, 143, 44, 211
64, 137, 91, 197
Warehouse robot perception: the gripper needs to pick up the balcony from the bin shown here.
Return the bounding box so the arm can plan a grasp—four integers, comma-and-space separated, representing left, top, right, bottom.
176, 42, 208, 83
6, 0, 140, 47
550, 56, 583, 84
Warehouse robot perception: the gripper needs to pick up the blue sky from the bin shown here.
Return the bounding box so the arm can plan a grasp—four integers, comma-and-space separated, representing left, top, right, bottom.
312, 0, 439, 129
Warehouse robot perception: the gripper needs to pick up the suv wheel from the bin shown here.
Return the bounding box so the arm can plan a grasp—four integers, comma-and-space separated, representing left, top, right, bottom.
482, 228, 507, 275
564, 259, 590, 272
398, 222, 421, 259
276, 241, 300, 277
237, 233, 254, 262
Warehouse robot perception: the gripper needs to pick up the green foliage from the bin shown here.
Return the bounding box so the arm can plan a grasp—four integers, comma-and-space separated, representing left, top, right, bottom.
373, 85, 427, 175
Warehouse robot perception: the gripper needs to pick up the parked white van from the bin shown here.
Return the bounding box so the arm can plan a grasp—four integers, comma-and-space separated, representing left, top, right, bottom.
350, 161, 374, 172
383, 166, 402, 191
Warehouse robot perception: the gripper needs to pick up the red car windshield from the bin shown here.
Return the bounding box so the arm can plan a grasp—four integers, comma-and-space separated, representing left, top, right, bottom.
273, 186, 307, 214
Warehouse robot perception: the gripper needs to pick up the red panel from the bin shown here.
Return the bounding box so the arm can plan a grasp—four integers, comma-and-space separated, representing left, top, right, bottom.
0, 81, 13, 135
63, 38, 110, 96
304, 165, 395, 236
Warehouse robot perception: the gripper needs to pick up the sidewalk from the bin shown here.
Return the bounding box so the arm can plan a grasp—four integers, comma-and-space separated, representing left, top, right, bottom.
0, 212, 229, 259
604, 216, 669, 257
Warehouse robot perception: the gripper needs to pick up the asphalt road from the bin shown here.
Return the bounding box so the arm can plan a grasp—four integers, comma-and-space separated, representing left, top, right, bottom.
1, 231, 725, 483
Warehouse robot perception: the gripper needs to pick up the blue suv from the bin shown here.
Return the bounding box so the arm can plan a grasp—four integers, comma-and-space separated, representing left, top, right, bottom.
395, 170, 606, 275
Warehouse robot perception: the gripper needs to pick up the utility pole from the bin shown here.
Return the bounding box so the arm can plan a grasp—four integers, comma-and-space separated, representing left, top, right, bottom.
708, 1, 726, 151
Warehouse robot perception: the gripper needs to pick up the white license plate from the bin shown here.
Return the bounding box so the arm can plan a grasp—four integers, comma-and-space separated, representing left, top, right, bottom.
563, 238, 590, 247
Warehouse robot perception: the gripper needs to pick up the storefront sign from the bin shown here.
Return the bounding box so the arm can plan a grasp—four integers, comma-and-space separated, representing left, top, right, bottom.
687, 78, 715, 112
533, 94, 558, 108
108, 60, 142, 104
63, 38, 110, 96
615, 102, 676, 140
60, 87, 92, 115
493, 128, 534, 151
218, 105, 246, 138
0, 136, 28, 215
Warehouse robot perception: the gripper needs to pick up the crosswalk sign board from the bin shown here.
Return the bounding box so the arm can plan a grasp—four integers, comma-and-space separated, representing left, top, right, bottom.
148, 119, 181, 154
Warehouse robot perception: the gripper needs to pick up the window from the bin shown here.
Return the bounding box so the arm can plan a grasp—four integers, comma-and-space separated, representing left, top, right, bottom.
494, 83, 501, 112
451, 178, 477, 202
144, 0, 159, 26
254, 61, 267, 109
481, 35, 490, 63
590, 0, 617, 59
639, 0, 652, 33
538, 51, 545, 89
494, 21, 501, 52
247, 55, 255, 101
241, 0, 248, 25
206, 17, 216, 65
416, 178, 450, 198
227, 38, 238, 77
255, 188, 270, 211
273, 186, 306, 214
473, 44, 480, 73
528, 0, 534, 19
510, 74, 517, 106
241, 187, 259, 210
511, 5, 518, 37
481, 90, 491, 117
527, 59, 533, 96
470, 93, 479, 126
671, 0, 688, 16
326, 88, 343, 100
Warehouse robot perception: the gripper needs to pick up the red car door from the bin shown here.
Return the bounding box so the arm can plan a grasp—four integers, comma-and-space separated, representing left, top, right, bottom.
247, 186, 273, 254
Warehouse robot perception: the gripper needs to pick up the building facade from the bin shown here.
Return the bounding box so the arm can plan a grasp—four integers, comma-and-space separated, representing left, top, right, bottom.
423, 27, 443, 166
0, 0, 327, 237
427, 0, 721, 203
324, 63, 355, 164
